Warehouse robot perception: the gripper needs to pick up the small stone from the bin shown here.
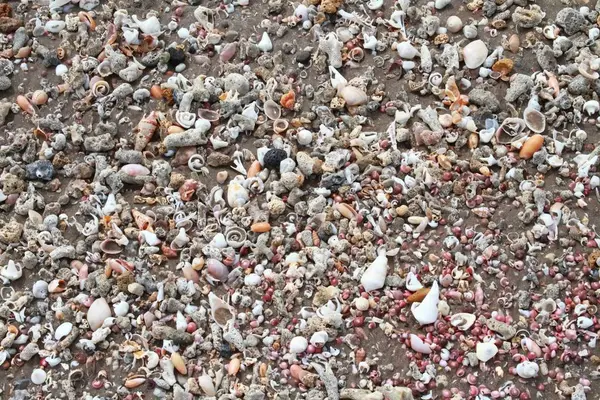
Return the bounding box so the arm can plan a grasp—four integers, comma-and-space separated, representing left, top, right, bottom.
216, 171, 228, 184
568, 75, 591, 95
556, 8, 585, 36
26, 160, 54, 181
0, 17, 22, 34
446, 16, 463, 33
505, 73, 534, 102
223, 73, 250, 95
0, 220, 23, 244
167, 47, 186, 66
3, 173, 25, 194
84, 134, 115, 152
151, 325, 194, 344
535, 45, 557, 72
207, 152, 231, 167
296, 50, 312, 63
468, 87, 500, 112
12, 27, 28, 51
0, 76, 11, 91
485, 318, 516, 339
128, 283, 145, 297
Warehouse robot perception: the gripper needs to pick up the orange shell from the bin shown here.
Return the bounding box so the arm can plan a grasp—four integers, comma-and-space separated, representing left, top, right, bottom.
251, 222, 271, 233
150, 85, 163, 99
280, 90, 296, 110
407, 288, 430, 303
247, 160, 262, 178
492, 58, 514, 79
15, 46, 31, 59
171, 352, 187, 374
16, 95, 34, 114
78, 11, 96, 31
519, 134, 544, 159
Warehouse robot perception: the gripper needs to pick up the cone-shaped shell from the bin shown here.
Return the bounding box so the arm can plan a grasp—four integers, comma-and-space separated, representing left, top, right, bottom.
208, 292, 234, 328
171, 352, 187, 374
360, 251, 388, 292
411, 281, 440, 325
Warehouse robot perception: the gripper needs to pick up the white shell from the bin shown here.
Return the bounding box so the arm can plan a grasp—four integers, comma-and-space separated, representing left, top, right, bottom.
132, 15, 162, 35
446, 16, 463, 33
339, 85, 368, 106
198, 374, 216, 396
360, 249, 388, 292
450, 313, 476, 330
396, 42, 420, 59
244, 273, 261, 286
208, 292, 235, 328
176, 110, 196, 128
227, 180, 250, 208
583, 99, 600, 115
476, 341, 498, 362
1, 260, 22, 281
32, 280, 49, 299
210, 233, 228, 248
405, 271, 423, 291
54, 322, 73, 340
139, 230, 162, 246
411, 281, 440, 325
577, 316, 593, 329
329, 66, 348, 90
310, 331, 329, 346
87, 298, 112, 331
31, 369, 47, 385
55, 64, 68, 76
515, 361, 539, 379
258, 32, 273, 52
289, 336, 308, 353
523, 107, 546, 133
463, 40, 488, 69
295, 4, 309, 20
297, 129, 313, 145
435, 0, 451, 9
354, 297, 370, 311
410, 334, 431, 354
463, 25, 478, 39
114, 301, 129, 317
45, 20, 66, 33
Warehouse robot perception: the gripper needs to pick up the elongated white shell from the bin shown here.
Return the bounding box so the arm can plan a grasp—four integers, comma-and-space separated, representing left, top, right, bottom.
198, 373, 216, 396
411, 281, 440, 325
360, 251, 388, 292
410, 334, 432, 354
397, 41, 420, 59
88, 298, 112, 331
476, 341, 498, 362
290, 336, 308, 353
339, 85, 368, 106
406, 271, 423, 291
463, 40, 488, 69
114, 301, 129, 317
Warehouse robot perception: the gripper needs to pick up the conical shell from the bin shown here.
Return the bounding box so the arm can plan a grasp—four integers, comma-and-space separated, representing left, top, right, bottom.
411, 281, 440, 325
208, 292, 234, 328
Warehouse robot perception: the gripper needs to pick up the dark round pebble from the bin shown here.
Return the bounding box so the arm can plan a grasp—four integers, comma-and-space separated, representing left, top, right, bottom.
296, 50, 311, 64
42, 54, 60, 68
167, 47, 186, 66
263, 148, 288, 169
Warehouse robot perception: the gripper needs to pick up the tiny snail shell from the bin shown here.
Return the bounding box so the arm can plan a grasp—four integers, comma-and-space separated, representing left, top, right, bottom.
349, 47, 364, 62
30, 90, 48, 106
428, 72, 443, 87
225, 226, 247, 248
91, 79, 111, 98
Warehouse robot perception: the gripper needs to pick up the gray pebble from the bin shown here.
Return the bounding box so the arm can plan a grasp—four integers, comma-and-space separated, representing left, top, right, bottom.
556, 8, 585, 36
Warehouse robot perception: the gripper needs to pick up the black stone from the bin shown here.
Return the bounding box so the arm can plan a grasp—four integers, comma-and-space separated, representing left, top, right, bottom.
167, 47, 186, 66
263, 148, 287, 169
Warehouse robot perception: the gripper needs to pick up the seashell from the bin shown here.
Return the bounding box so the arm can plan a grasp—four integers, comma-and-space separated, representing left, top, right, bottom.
542, 25, 559, 40
182, 265, 199, 283
295, 4, 309, 19
579, 62, 599, 80
120, 164, 151, 177
290, 336, 309, 353
31, 369, 47, 385
334, 202, 358, 219
396, 41, 420, 59
476, 341, 498, 362
310, 331, 329, 346
410, 334, 431, 354
446, 16, 463, 33
91, 79, 110, 98
523, 108, 545, 133
463, 39, 488, 69
367, 0, 383, 10
206, 259, 229, 283
355, 297, 369, 311
170, 228, 190, 249
48, 279, 66, 293
132, 15, 162, 35
78, 11, 96, 31
491, 58, 513, 80
515, 361, 539, 379
228, 357, 241, 376
406, 271, 423, 291
49, 0, 71, 11
290, 365, 317, 387
208, 292, 234, 328
495, 117, 527, 144
0, 260, 22, 281
87, 298, 112, 331
349, 47, 364, 62
139, 230, 162, 246
264, 99, 281, 120
124, 377, 146, 388
209, 233, 227, 248
33, 280, 49, 299
131, 209, 154, 230
519, 134, 544, 159
273, 118, 289, 134
258, 32, 273, 52
450, 313, 476, 330
54, 322, 73, 340
16, 95, 35, 115
45, 20, 66, 33
360, 248, 388, 292
463, 24, 478, 39
280, 90, 296, 109
339, 85, 368, 106
407, 288, 430, 303
577, 316, 593, 329
329, 66, 348, 90
521, 337, 542, 357
583, 99, 600, 115
176, 110, 196, 128
507, 34, 520, 53
244, 273, 261, 286
171, 352, 187, 374
216, 171, 228, 183
100, 239, 122, 254
297, 129, 312, 145
198, 108, 220, 122
150, 85, 163, 99
225, 226, 247, 248
251, 222, 271, 233
30, 90, 48, 106
411, 281, 440, 325
114, 301, 129, 317
198, 373, 216, 396
227, 180, 250, 208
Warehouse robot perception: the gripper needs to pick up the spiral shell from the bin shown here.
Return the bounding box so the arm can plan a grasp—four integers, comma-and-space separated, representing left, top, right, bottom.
349, 47, 364, 62
176, 110, 196, 128
225, 226, 247, 248
91, 78, 110, 98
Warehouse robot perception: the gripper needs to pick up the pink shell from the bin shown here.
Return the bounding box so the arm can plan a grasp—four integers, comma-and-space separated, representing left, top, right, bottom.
120, 164, 150, 176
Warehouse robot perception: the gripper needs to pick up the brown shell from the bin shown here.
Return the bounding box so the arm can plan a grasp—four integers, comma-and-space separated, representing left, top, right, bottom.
588, 250, 600, 268
407, 288, 430, 303
492, 58, 514, 80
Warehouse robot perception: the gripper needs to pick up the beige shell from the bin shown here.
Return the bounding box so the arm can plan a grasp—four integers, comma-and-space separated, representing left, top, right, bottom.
92, 79, 111, 98
264, 99, 281, 120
